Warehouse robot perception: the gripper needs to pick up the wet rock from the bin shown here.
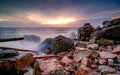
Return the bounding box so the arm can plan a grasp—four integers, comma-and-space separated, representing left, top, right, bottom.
50, 35, 74, 54
0, 53, 33, 75
75, 65, 100, 75
78, 23, 94, 41
0, 49, 19, 58
73, 50, 91, 62
38, 38, 53, 53
98, 65, 115, 73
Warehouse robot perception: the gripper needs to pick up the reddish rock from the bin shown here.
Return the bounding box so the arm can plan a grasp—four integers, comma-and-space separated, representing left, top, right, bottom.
38, 59, 62, 75
73, 50, 91, 62
112, 46, 120, 55
81, 58, 91, 66
81, 58, 97, 69
75, 65, 100, 75
61, 56, 73, 67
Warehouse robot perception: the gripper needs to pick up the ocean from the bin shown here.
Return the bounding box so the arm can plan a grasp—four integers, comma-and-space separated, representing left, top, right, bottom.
0, 27, 78, 53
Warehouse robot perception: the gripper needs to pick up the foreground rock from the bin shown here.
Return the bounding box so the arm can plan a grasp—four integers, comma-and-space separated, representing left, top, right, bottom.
50, 35, 74, 54
37, 59, 63, 75
0, 53, 33, 75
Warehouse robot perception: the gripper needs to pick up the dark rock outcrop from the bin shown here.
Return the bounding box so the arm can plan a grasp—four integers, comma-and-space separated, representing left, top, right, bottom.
50, 35, 74, 54
95, 24, 120, 41
94, 18, 120, 42
78, 23, 94, 41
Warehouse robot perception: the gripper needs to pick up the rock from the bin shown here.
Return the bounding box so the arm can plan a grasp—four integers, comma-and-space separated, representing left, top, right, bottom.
112, 46, 120, 55
99, 58, 108, 65
78, 23, 94, 41
95, 25, 120, 41
38, 38, 53, 53
87, 44, 98, 49
81, 58, 97, 69
103, 20, 111, 28
0, 53, 33, 75
38, 59, 63, 75
23, 35, 40, 42
33, 62, 41, 75
50, 67, 66, 75
75, 41, 89, 47
111, 18, 120, 25
73, 50, 91, 62
75, 65, 100, 75
94, 18, 120, 41
99, 52, 117, 59
50, 35, 74, 54
98, 65, 115, 73
81, 58, 91, 66
0, 49, 19, 58
61, 56, 73, 66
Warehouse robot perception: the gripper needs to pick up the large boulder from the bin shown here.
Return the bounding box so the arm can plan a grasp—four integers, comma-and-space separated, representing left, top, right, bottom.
78, 23, 94, 41
50, 35, 74, 54
0, 53, 33, 75
38, 38, 53, 53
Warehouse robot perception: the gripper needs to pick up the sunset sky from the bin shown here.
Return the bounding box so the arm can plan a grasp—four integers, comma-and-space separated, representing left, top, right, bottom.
0, 0, 120, 27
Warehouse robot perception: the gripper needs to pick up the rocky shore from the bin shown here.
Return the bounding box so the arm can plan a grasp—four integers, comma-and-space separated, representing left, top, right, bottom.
0, 18, 120, 75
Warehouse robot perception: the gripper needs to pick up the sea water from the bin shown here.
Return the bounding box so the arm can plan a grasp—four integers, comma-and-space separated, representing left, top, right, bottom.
0, 27, 78, 52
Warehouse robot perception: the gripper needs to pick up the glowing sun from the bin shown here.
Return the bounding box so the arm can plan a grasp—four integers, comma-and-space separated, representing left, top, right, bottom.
43, 17, 77, 25
27, 15, 78, 27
